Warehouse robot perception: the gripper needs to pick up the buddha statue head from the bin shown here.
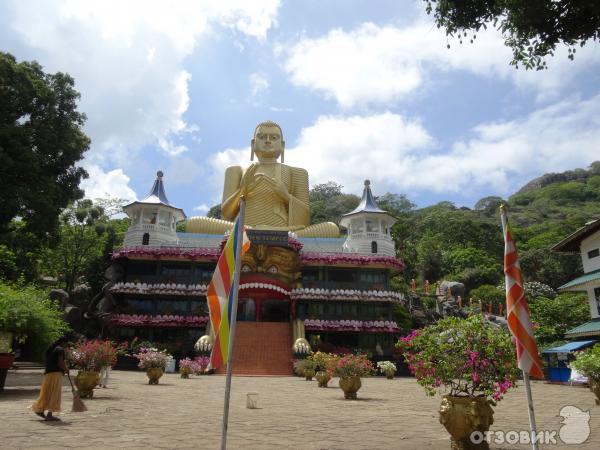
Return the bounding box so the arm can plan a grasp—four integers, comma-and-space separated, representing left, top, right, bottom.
251, 120, 285, 163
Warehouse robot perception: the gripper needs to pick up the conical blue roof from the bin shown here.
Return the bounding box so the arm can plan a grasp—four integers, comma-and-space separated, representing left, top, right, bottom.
140, 170, 171, 205
123, 171, 186, 219
343, 180, 387, 216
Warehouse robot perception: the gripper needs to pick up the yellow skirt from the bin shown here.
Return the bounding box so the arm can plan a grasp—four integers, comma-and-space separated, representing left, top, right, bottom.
31, 372, 63, 413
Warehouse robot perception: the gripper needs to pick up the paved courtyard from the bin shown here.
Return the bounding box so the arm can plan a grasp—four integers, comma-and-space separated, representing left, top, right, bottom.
1, 369, 598, 449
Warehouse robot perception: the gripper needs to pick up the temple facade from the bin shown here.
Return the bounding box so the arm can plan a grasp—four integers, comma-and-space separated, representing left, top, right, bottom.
106, 123, 406, 374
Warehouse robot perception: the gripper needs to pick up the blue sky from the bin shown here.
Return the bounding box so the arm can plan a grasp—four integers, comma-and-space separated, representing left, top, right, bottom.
2, 0, 599, 217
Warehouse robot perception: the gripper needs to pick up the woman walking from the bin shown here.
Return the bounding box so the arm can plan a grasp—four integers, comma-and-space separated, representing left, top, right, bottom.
31, 336, 68, 421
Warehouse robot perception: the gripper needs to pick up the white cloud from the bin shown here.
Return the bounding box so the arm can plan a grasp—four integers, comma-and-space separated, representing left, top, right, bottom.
80, 165, 137, 201
0, 0, 281, 166
249, 72, 270, 99
283, 21, 600, 107
193, 204, 211, 213
209, 97, 600, 199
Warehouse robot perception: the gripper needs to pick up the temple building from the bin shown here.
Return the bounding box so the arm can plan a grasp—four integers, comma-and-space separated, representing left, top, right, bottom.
553, 218, 600, 340
106, 122, 405, 375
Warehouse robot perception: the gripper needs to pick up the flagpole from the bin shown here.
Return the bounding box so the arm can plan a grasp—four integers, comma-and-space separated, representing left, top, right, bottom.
500, 204, 540, 450
522, 372, 539, 450
220, 197, 246, 450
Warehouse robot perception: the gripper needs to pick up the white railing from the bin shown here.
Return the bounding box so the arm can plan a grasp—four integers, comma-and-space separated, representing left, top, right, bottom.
129, 223, 172, 233
348, 232, 392, 241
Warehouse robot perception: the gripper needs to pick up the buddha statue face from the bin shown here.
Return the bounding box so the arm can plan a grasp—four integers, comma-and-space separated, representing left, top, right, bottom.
251, 123, 285, 162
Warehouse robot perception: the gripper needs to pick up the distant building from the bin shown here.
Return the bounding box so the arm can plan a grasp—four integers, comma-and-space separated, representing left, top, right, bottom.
553, 218, 600, 339
105, 173, 405, 374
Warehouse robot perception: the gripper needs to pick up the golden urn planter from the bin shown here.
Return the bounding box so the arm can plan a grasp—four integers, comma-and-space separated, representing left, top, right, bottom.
439, 395, 494, 450
339, 376, 362, 400
315, 370, 331, 387
146, 367, 164, 385
304, 369, 315, 381
384, 371, 394, 380
74, 371, 100, 398
180, 369, 190, 379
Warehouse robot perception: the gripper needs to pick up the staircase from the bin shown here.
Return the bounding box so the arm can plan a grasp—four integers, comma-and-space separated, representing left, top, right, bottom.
217, 322, 293, 376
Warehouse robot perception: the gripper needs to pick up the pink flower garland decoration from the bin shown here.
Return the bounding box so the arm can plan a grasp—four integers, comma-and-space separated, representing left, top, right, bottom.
304, 319, 401, 333
111, 314, 209, 328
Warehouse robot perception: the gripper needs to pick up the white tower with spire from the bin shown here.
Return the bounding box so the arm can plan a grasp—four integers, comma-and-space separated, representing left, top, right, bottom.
122, 171, 186, 247
340, 180, 397, 256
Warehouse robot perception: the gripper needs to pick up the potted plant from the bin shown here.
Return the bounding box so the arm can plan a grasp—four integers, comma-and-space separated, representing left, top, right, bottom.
396, 315, 519, 450
309, 352, 338, 387
135, 347, 172, 384
67, 340, 117, 398
333, 353, 374, 399
377, 360, 397, 379
570, 344, 600, 404
293, 358, 317, 380
178, 358, 195, 378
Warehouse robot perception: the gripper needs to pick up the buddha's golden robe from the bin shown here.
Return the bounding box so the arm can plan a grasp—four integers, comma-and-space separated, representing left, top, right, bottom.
221, 162, 310, 229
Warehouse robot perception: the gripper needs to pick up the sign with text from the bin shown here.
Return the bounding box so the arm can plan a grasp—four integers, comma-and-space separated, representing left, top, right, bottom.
247, 229, 289, 247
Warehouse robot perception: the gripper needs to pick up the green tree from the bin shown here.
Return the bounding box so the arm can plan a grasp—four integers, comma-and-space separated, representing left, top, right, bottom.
0, 52, 90, 238
309, 182, 359, 225
0, 282, 70, 359
42, 200, 111, 295
529, 293, 590, 347
375, 193, 415, 215
424, 0, 600, 69
207, 204, 222, 219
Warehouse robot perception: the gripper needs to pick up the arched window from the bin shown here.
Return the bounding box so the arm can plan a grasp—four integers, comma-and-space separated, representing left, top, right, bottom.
371, 241, 377, 254
142, 233, 150, 245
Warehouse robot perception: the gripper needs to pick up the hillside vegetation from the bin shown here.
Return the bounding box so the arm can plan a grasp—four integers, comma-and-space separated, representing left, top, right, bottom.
311, 162, 600, 294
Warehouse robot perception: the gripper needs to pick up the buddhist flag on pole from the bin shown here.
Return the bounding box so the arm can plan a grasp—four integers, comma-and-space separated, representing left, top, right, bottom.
500, 206, 544, 379
207, 217, 250, 369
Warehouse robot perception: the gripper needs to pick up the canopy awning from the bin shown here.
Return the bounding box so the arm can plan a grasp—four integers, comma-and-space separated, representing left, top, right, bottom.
557, 270, 600, 292
542, 340, 595, 354
565, 320, 600, 338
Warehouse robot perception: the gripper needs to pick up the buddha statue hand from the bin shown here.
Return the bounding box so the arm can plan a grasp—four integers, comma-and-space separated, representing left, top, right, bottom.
250, 173, 290, 201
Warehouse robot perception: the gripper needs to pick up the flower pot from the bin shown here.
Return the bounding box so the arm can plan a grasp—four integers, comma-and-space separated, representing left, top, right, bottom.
339, 376, 362, 400
74, 371, 100, 399
315, 370, 331, 387
590, 380, 600, 406
304, 369, 315, 381
439, 395, 494, 450
180, 369, 190, 379
146, 367, 164, 384
0, 353, 15, 392
385, 371, 394, 380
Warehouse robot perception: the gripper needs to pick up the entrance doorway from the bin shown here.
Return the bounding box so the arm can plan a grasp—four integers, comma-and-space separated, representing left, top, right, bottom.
260, 299, 289, 322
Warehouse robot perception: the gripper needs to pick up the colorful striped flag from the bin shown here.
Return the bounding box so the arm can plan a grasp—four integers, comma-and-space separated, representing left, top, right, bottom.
207, 217, 250, 369
500, 206, 544, 379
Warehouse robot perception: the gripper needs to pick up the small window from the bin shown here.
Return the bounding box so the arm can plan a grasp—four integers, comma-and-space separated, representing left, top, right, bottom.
142, 233, 150, 245
371, 241, 378, 254
588, 248, 600, 259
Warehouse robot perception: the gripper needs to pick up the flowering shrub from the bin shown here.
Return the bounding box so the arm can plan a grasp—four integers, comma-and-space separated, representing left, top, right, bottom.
135, 347, 172, 369
570, 344, 600, 382
396, 315, 519, 404
308, 352, 339, 373
193, 356, 210, 374
497, 281, 556, 300
377, 360, 397, 375
293, 358, 317, 376
333, 354, 375, 378
67, 340, 118, 372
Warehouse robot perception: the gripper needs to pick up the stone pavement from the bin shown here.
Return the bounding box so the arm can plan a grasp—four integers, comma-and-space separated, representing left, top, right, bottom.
0, 369, 598, 449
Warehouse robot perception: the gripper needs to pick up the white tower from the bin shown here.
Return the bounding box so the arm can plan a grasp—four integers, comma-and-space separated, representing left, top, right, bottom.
340, 180, 397, 256
122, 171, 186, 247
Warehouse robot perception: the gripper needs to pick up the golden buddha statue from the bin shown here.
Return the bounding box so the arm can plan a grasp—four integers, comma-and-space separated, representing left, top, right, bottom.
187, 121, 339, 238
